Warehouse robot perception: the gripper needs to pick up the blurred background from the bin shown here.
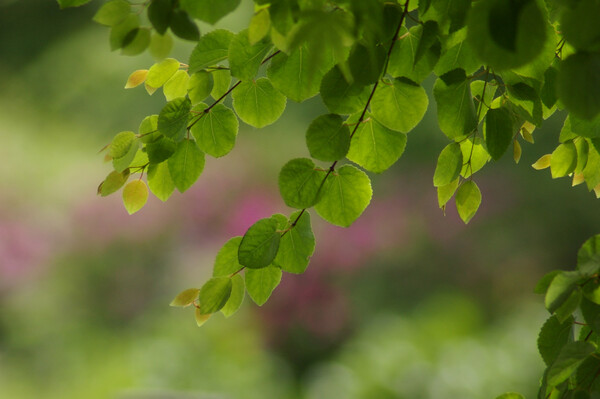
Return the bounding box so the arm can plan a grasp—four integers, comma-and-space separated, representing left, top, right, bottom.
1, 1, 599, 398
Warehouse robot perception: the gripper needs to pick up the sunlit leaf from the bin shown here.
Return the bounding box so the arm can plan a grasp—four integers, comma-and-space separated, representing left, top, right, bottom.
188, 29, 234, 73
221, 274, 245, 317
433, 143, 462, 187
315, 165, 372, 227
146, 58, 180, 88
371, 77, 428, 133
232, 78, 286, 128
147, 161, 175, 201
191, 103, 238, 157
455, 180, 481, 224
168, 139, 205, 192
125, 69, 148, 89
93, 0, 130, 26
122, 180, 148, 215
214, 236, 244, 277
170, 288, 200, 307
245, 265, 282, 306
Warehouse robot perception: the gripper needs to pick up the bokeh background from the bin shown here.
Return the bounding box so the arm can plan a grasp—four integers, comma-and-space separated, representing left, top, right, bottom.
2, 1, 600, 398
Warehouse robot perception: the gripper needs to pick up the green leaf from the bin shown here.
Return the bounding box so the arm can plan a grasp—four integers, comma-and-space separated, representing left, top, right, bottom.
110, 131, 137, 159
146, 136, 176, 164
460, 137, 490, 178
485, 107, 515, 161
147, 0, 173, 35
245, 265, 282, 306
538, 315, 574, 367
576, 357, 600, 395
346, 113, 407, 174
188, 29, 234, 73
433, 143, 463, 187
170, 9, 200, 42
433, 69, 478, 139
547, 341, 597, 388
471, 80, 498, 123
315, 165, 372, 228
163, 70, 190, 102
146, 58, 180, 88
99, 169, 130, 197
228, 29, 272, 81
214, 237, 243, 277
110, 131, 139, 173
554, 288, 582, 323
455, 180, 481, 224
551, 141, 578, 179
578, 235, 600, 268
120, 28, 151, 56
211, 69, 231, 100
583, 144, 600, 190
221, 274, 245, 317
495, 394, 525, 399
347, 43, 386, 86
249, 9, 271, 45
558, 52, 600, 121
388, 25, 441, 83
180, 0, 241, 25
190, 104, 238, 158
194, 308, 211, 326
274, 210, 315, 274
232, 78, 286, 128
198, 277, 232, 314
575, 139, 589, 174
506, 82, 543, 127
271, 213, 288, 230
581, 297, 600, 334
561, 0, 600, 52
320, 66, 371, 115
414, 21, 440, 67
93, 0, 130, 26
545, 271, 585, 313
278, 158, 327, 209
371, 78, 428, 133
438, 178, 459, 209
168, 139, 205, 193
434, 27, 480, 76
305, 114, 350, 162
267, 44, 335, 103
109, 14, 139, 51
147, 161, 175, 202
535, 270, 563, 295
466, 0, 549, 70
170, 288, 199, 307
238, 218, 281, 269
57, 0, 92, 8
149, 32, 173, 60
187, 71, 214, 104
158, 97, 191, 141
122, 180, 148, 214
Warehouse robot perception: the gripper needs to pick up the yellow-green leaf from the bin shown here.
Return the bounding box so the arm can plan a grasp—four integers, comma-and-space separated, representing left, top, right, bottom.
125, 69, 148, 89
170, 288, 200, 307
122, 180, 149, 214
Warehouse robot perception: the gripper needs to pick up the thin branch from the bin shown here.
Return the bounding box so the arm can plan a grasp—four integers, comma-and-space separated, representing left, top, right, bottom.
283, 0, 411, 235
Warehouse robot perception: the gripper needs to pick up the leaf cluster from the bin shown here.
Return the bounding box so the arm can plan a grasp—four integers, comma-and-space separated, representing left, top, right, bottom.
58, 0, 600, 396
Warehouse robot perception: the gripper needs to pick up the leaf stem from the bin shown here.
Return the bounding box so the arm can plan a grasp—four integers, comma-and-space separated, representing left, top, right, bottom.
187, 50, 282, 130
283, 0, 410, 235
